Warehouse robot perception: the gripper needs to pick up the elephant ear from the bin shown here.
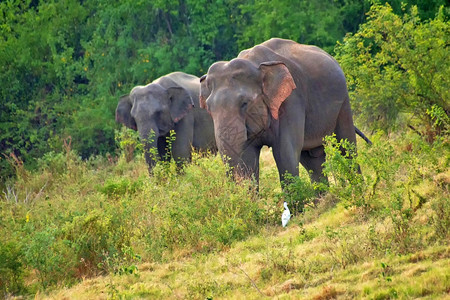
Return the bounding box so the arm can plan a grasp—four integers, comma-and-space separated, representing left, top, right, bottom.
116, 95, 137, 130
199, 74, 210, 110
259, 61, 296, 120
167, 86, 194, 123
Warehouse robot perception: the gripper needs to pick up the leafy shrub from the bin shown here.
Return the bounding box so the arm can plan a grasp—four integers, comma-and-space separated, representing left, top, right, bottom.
322, 134, 367, 209
141, 154, 270, 259
62, 201, 140, 277
427, 104, 450, 136
98, 245, 141, 276
98, 177, 144, 198
321, 132, 449, 255
430, 192, 450, 241
115, 127, 141, 163
335, 4, 449, 135
36, 152, 67, 175
0, 240, 25, 297
23, 226, 76, 289
280, 172, 318, 213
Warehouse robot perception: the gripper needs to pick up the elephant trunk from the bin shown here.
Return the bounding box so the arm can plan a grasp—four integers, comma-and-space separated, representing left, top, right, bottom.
139, 125, 160, 173
215, 118, 257, 181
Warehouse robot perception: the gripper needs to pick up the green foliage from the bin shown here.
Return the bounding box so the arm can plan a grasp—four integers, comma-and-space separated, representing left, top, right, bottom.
322, 134, 368, 208
98, 245, 141, 276
335, 4, 449, 134
427, 104, 450, 135
61, 193, 145, 278
280, 172, 318, 213
115, 127, 141, 163
144, 154, 270, 258
238, 0, 372, 53
430, 196, 450, 241
23, 226, 76, 290
322, 132, 449, 254
0, 240, 25, 297
0, 0, 90, 171
98, 177, 144, 198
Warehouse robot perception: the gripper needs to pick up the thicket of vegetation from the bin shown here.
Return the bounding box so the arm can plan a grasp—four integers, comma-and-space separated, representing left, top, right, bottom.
335, 4, 449, 136
0, 0, 449, 298
1, 131, 448, 297
0, 0, 448, 181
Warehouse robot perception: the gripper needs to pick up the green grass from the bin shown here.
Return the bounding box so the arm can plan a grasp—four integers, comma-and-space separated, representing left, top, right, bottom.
1, 132, 449, 299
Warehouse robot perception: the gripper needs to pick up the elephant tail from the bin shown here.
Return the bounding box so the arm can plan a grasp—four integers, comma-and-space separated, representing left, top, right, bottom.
355, 126, 372, 145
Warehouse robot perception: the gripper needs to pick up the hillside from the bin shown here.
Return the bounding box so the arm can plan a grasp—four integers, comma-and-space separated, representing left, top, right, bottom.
43, 200, 450, 299
42, 225, 450, 299
2, 133, 449, 299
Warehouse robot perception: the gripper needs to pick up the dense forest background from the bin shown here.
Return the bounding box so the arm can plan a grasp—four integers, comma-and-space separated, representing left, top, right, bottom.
0, 0, 448, 182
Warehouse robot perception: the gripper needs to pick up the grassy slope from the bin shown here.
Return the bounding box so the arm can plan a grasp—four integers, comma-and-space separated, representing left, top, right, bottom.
40, 143, 450, 300
44, 213, 450, 299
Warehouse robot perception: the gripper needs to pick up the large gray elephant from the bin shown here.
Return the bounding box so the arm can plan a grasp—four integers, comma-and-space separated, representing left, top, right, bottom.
116, 72, 216, 172
200, 38, 369, 186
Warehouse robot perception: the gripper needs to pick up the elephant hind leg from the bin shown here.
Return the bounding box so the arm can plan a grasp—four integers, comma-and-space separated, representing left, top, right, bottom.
334, 98, 361, 172
334, 98, 357, 146
300, 146, 327, 183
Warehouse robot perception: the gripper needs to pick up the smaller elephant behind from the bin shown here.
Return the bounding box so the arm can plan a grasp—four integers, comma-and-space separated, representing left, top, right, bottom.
116, 72, 216, 172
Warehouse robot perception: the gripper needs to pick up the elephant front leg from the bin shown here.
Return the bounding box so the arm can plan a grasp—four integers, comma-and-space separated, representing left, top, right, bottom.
171, 140, 191, 170
172, 115, 195, 170
237, 145, 261, 184
157, 136, 170, 162
272, 141, 301, 187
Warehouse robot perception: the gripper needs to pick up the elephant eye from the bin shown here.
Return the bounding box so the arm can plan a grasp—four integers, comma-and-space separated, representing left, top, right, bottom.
241, 101, 248, 111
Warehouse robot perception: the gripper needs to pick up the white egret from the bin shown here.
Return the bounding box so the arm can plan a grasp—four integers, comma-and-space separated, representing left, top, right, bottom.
281, 201, 291, 227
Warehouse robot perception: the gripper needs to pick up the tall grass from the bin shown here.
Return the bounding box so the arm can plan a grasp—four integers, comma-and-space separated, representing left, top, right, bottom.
0, 137, 277, 296
1, 130, 448, 297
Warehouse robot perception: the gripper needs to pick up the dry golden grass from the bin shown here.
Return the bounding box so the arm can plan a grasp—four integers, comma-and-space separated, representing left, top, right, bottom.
42, 207, 450, 299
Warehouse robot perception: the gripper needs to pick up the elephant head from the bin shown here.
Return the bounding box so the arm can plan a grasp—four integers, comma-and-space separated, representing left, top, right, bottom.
116, 83, 194, 171
200, 59, 296, 181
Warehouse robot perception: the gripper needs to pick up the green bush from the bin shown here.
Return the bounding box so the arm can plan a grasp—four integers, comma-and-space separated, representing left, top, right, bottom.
23, 226, 76, 290
98, 245, 141, 276
98, 177, 144, 198
61, 199, 141, 277
335, 4, 449, 135
322, 134, 367, 209
430, 196, 450, 241
280, 172, 318, 213
142, 154, 270, 259
115, 127, 142, 163
36, 152, 67, 175
322, 132, 449, 254
0, 240, 25, 297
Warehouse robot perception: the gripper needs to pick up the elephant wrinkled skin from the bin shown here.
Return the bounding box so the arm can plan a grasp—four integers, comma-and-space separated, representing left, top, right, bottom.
116, 72, 216, 172
200, 38, 363, 186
